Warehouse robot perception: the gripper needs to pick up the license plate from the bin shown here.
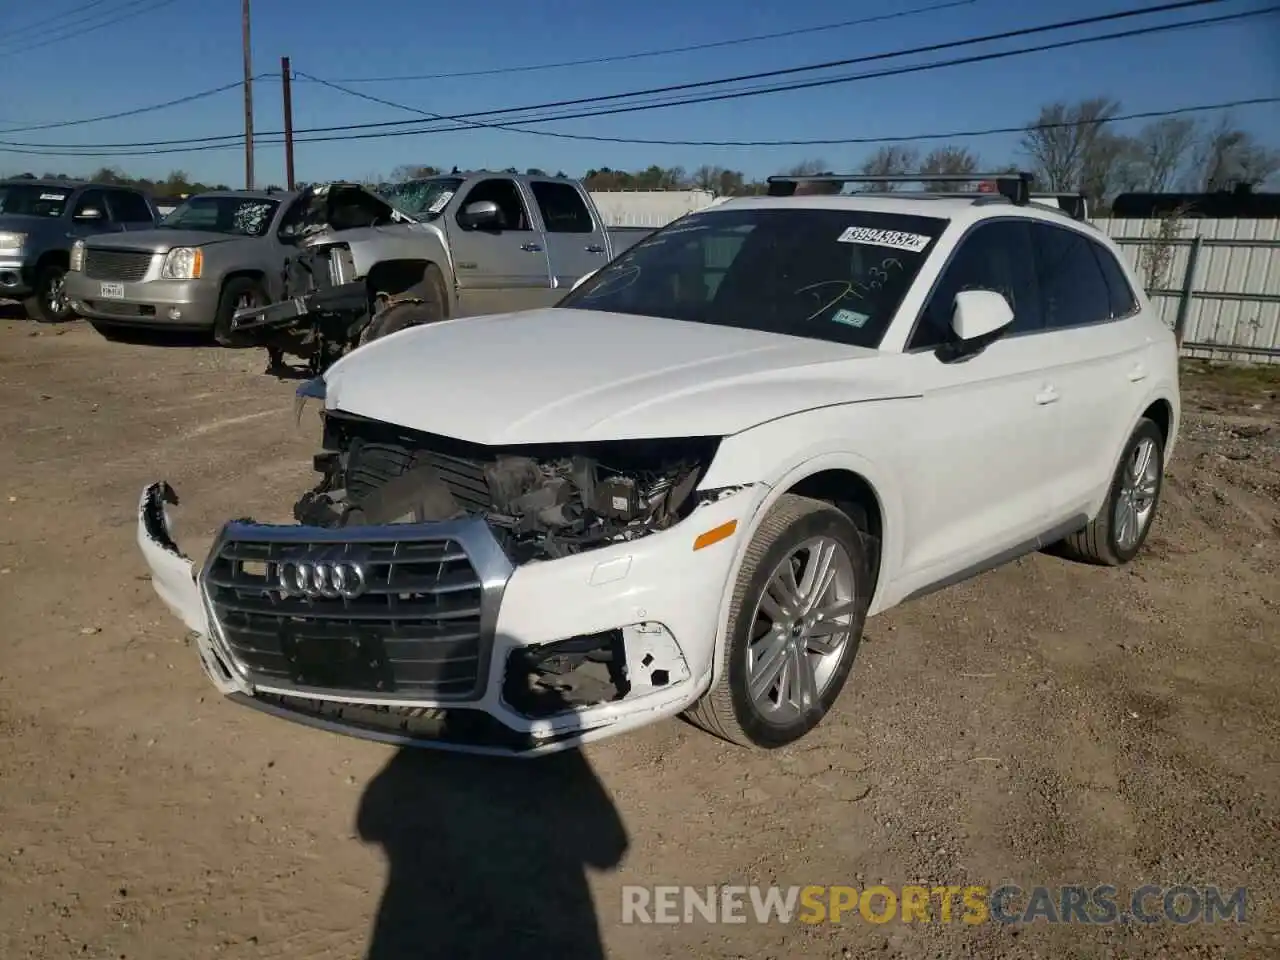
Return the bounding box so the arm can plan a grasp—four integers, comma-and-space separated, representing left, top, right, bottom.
99, 282, 125, 299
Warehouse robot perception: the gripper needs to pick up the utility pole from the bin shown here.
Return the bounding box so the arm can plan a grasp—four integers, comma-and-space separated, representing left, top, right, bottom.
241, 0, 254, 189
281, 56, 295, 190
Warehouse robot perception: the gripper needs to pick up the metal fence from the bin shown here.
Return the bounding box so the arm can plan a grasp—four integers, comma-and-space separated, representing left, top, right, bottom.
1095, 217, 1280, 364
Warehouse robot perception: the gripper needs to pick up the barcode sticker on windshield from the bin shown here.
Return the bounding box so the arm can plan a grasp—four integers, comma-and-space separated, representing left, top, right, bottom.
40, 193, 67, 201
427, 191, 453, 214
836, 226, 930, 252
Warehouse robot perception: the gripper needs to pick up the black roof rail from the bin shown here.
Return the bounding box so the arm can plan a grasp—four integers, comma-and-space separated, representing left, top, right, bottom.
766, 171, 1035, 205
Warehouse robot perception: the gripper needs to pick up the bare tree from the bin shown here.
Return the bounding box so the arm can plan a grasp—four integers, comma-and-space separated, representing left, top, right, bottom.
389, 164, 440, 181
917, 145, 981, 191
783, 158, 830, 177
1019, 97, 1123, 197
858, 146, 920, 190
1127, 117, 1197, 192
1190, 115, 1280, 190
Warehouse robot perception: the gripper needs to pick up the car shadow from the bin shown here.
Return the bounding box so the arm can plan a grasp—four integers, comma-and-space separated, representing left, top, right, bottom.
356, 711, 629, 958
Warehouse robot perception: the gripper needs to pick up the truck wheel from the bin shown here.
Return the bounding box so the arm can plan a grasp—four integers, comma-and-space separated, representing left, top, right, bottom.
24, 263, 74, 324
360, 264, 448, 344
213, 277, 267, 347
684, 494, 871, 749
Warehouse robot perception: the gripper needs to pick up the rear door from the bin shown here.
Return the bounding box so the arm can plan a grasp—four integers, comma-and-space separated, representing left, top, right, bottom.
444, 176, 551, 316
527, 179, 610, 293
1027, 222, 1154, 521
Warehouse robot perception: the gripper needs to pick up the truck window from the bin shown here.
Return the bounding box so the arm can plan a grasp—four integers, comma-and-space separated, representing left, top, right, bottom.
455, 178, 531, 231
109, 190, 154, 223
0, 183, 72, 217
530, 181, 594, 233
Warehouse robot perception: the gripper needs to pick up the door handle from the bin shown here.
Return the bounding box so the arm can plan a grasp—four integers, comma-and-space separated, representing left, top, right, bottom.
1128, 364, 1147, 382
1035, 385, 1059, 405
585, 244, 606, 253
520, 242, 543, 252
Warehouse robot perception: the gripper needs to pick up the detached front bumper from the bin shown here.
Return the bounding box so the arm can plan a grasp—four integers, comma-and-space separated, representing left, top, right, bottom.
137, 480, 759, 757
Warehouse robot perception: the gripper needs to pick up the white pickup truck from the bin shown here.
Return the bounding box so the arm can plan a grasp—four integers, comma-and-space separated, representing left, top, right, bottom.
138, 172, 1179, 757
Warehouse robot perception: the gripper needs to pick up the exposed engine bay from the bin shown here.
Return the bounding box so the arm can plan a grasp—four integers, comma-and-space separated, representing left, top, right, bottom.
293, 409, 723, 564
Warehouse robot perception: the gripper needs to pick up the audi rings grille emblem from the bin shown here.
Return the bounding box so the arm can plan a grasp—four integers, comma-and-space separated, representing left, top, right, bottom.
277, 551, 370, 600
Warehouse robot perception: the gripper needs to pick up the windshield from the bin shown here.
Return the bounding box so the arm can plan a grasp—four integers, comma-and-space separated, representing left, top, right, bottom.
378, 177, 464, 220
159, 195, 279, 236
0, 183, 72, 217
558, 207, 948, 348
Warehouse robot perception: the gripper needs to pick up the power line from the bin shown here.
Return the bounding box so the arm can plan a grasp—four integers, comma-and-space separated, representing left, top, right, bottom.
317, 0, 981, 83
4, 0, 117, 40
0, 0, 183, 57
4, 98, 1272, 162
0, 75, 278, 135
2, 0, 1246, 153
291, 0, 1252, 142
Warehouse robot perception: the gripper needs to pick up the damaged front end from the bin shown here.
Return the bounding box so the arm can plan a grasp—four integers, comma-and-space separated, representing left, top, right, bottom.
137, 396, 759, 756
229, 182, 420, 375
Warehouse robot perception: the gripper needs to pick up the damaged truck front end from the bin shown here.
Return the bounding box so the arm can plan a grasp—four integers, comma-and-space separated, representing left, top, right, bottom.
138, 383, 762, 756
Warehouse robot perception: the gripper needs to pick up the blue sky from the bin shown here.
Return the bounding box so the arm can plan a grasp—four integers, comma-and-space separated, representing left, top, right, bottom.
0, 0, 1277, 186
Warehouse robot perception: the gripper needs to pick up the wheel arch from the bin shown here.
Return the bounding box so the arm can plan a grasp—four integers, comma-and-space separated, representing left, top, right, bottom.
220, 268, 267, 294
704, 451, 901, 692
35, 248, 70, 272
364, 259, 451, 318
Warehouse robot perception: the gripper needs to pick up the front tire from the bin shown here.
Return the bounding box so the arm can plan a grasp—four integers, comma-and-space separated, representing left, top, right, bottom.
359, 264, 449, 345
213, 277, 267, 347
24, 263, 74, 324
1060, 417, 1165, 566
685, 494, 870, 749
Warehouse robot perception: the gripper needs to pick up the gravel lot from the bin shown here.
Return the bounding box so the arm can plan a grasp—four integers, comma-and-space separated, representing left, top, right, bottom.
1, 313, 1277, 960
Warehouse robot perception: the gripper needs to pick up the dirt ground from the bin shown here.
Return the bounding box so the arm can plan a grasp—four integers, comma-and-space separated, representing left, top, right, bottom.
1, 312, 1277, 960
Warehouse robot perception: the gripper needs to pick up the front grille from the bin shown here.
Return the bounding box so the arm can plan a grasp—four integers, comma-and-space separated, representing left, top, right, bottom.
203, 534, 486, 699
84, 248, 153, 282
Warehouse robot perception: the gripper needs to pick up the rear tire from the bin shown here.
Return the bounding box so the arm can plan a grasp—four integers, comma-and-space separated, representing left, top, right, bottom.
24, 263, 74, 324
1059, 417, 1165, 566
685, 494, 870, 749
213, 277, 267, 347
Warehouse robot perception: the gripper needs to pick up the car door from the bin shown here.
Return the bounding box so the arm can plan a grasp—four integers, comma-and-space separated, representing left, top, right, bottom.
444, 176, 552, 316
68, 188, 124, 239
526, 179, 610, 293
1027, 222, 1155, 522
104, 189, 157, 231
890, 219, 1063, 592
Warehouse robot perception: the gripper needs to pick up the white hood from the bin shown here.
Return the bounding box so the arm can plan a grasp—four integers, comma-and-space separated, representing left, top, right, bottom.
322, 308, 910, 444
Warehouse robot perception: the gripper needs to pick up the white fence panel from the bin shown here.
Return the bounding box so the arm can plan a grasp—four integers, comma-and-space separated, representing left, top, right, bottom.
1094, 217, 1280, 365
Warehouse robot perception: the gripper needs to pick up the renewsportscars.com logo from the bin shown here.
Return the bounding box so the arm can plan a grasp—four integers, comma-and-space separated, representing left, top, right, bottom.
621, 884, 1250, 926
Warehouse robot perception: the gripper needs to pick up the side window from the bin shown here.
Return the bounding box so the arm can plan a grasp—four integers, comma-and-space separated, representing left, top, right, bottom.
909, 220, 1042, 351
530, 181, 594, 233
109, 190, 153, 223
1089, 241, 1139, 318
455, 178, 531, 231
1032, 224, 1112, 329
73, 188, 110, 221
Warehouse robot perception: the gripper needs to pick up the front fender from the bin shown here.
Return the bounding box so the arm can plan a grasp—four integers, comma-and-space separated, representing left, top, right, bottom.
699, 409, 909, 691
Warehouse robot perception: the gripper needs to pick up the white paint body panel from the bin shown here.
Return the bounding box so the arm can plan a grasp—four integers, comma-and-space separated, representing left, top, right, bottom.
138, 192, 1182, 755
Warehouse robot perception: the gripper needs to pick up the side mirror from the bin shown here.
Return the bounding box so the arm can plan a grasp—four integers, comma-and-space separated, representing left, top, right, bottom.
458, 200, 502, 230
951, 289, 1014, 342
75, 206, 105, 222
